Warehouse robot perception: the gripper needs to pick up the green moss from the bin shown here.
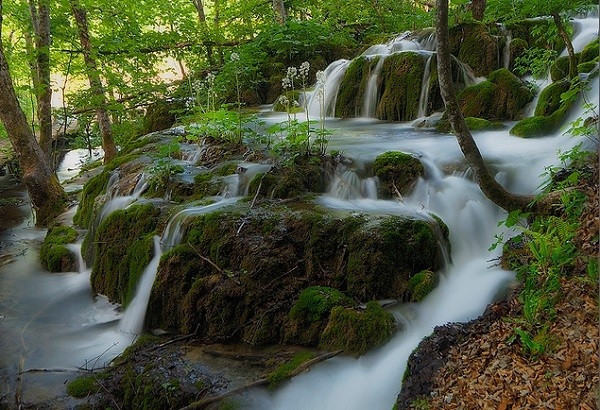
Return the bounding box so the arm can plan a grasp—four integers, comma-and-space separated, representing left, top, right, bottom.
193, 172, 222, 198
458, 68, 533, 120
505, 20, 565, 51
213, 162, 239, 176
373, 151, 424, 197
66, 375, 101, 398
273, 90, 302, 112
73, 171, 110, 228
534, 80, 571, 117
579, 39, 599, 64
550, 55, 573, 82
40, 226, 78, 272
510, 100, 572, 138
335, 57, 380, 118
267, 352, 315, 388
376, 52, 425, 121
407, 270, 438, 302
91, 204, 160, 305
450, 23, 498, 77
319, 301, 395, 356
509, 38, 528, 71
289, 286, 352, 322
119, 135, 152, 157
464, 117, 494, 131
578, 57, 599, 74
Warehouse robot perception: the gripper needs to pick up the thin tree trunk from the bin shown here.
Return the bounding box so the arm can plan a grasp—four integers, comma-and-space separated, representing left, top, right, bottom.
0, 0, 66, 226
471, 0, 486, 21
69, 0, 117, 163
191, 0, 214, 66
28, 0, 53, 159
273, 0, 287, 24
435, 0, 535, 212
553, 13, 578, 80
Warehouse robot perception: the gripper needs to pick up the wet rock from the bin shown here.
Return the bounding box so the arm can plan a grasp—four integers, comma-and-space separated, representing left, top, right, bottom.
335, 56, 381, 118
372, 151, 424, 197
449, 23, 499, 77
40, 226, 78, 272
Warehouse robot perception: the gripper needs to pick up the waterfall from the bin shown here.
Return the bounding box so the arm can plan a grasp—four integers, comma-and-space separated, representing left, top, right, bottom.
362, 58, 385, 118
65, 243, 86, 273
307, 60, 351, 117
99, 173, 148, 222
501, 26, 512, 69
417, 54, 434, 118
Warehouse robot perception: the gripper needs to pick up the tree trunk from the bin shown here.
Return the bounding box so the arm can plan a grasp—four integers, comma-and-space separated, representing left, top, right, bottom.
70, 0, 117, 163
28, 0, 53, 159
273, 0, 287, 25
191, 0, 214, 66
553, 13, 578, 80
471, 0, 486, 21
0, 1, 66, 226
435, 0, 535, 212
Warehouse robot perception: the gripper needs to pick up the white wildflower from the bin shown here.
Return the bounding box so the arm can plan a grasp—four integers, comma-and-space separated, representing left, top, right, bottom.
286, 66, 298, 79
316, 70, 326, 85
278, 95, 290, 106
299, 61, 310, 79
230, 52, 240, 62
282, 76, 292, 90
207, 72, 215, 86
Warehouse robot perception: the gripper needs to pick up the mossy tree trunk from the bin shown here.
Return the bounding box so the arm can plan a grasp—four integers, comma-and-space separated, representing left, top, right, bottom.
552, 13, 578, 80
273, 0, 287, 24
70, 0, 117, 163
28, 0, 53, 161
435, 0, 535, 212
471, 0, 486, 21
0, 1, 67, 226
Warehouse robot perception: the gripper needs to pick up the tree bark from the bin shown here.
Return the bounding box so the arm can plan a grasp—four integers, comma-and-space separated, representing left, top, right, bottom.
273, 0, 287, 24
471, 0, 486, 21
28, 0, 53, 159
69, 0, 117, 163
435, 0, 535, 212
0, 0, 66, 226
191, 0, 214, 66
553, 13, 578, 80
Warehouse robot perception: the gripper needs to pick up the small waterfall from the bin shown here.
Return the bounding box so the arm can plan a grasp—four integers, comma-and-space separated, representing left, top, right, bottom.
65, 243, 86, 273
417, 29, 437, 51
417, 54, 434, 118
120, 236, 162, 334
500, 26, 512, 69
99, 174, 148, 222
328, 167, 378, 200
362, 58, 385, 118
307, 60, 351, 117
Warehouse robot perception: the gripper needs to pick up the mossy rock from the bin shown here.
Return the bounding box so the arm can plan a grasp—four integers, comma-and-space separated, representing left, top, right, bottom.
141, 100, 183, 135
425, 55, 465, 116
505, 20, 566, 51
147, 203, 447, 345
464, 117, 494, 131
508, 38, 528, 71
40, 226, 78, 272
407, 270, 438, 302
373, 151, 424, 197
550, 55, 577, 82
319, 301, 395, 356
578, 58, 599, 74
66, 375, 103, 398
376, 52, 425, 121
267, 352, 315, 388
579, 39, 599, 65
534, 79, 571, 117
457, 68, 533, 120
285, 286, 353, 345
449, 23, 498, 77
273, 90, 302, 112
73, 171, 110, 228
193, 172, 223, 198
335, 56, 380, 118
91, 203, 160, 305
510, 101, 572, 138
248, 155, 330, 199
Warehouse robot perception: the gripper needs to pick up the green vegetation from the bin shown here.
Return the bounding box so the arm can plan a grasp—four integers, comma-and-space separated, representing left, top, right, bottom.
66, 375, 102, 398
319, 302, 396, 356
373, 151, 424, 197
40, 226, 78, 272
464, 117, 495, 131
335, 57, 380, 118
407, 270, 438, 302
73, 171, 110, 228
268, 352, 315, 388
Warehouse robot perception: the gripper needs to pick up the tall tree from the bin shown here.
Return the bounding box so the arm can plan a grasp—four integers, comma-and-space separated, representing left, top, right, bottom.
191, 0, 215, 65
69, 0, 117, 163
0, 0, 67, 225
435, 0, 535, 212
273, 0, 287, 24
471, 0, 486, 21
28, 0, 53, 159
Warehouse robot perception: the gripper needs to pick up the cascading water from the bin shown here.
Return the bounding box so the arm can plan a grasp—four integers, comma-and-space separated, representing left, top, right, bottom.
362, 58, 385, 118
98, 173, 149, 222
307, 59, 351, 117
417, 54, 435, 118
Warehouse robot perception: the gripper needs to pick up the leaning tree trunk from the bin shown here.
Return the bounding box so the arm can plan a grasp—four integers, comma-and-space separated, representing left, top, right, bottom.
0, 2, 66, 226
70, 0, 117, 163
553, 13, 578, 80
273, 0, 287, 25
435, 0, 535, 212
28, 0, 53, 160
471, 0, 486, 21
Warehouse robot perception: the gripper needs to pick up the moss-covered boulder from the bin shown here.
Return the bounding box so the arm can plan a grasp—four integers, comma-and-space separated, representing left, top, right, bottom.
373, 151, 424, 197
578, 58, 599, 74
407, 269, 438, 302
248, 155, 332, 199
73, 171, 110, 228
40, 226, 78, 272
91, 203, 160, 305
457, 68, 534, 120
510, 102, 571, 138
284, 286, 353, 345
335, 56, 380, 118
550, 55, 573, 82
319, 301, 395, 356
534, 80, 570, 117
376, 52, 425, 121
505, 19, 566, 52
424, 55, 466, 116
579, 39, 599, 65
464, 117, 494, 131
141, 101, 183, 135
147, 203, 448, 345
449, 23, 499, 77
508, 38, 528, 71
